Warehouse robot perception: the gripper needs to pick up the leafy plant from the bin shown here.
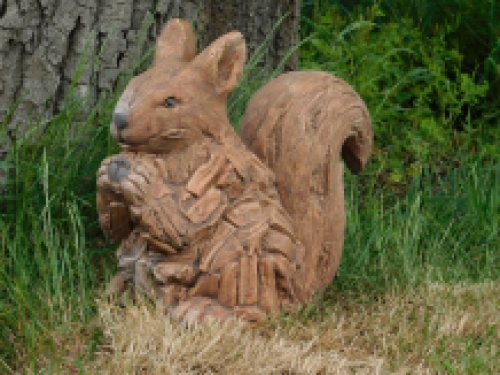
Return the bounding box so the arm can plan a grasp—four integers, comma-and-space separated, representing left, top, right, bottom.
300, 0, 499, 189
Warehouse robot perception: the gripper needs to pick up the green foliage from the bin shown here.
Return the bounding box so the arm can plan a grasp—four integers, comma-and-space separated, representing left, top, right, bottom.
303, 0, 500, 82
300, 0, 499, 187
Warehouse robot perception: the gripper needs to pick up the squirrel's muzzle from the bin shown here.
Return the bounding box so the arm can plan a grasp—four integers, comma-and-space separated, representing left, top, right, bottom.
113, 112, 129, 130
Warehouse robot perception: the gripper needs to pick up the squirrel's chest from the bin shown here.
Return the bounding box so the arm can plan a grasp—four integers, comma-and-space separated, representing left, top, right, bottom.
134, 141, 277, 256
142, 146, 236, 249
148, 181, 228, 248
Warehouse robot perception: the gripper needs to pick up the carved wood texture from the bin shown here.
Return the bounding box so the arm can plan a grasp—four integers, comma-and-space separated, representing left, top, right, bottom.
96, 19, 373, 323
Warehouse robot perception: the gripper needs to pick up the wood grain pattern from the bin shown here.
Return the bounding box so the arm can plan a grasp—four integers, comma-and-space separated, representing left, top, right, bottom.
97, 18, 373, 324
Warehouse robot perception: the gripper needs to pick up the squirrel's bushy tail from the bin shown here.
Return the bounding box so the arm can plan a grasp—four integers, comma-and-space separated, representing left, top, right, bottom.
240, 71, 373, 296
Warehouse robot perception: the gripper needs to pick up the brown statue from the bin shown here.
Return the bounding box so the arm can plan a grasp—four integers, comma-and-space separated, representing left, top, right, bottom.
96, 19, 373, 323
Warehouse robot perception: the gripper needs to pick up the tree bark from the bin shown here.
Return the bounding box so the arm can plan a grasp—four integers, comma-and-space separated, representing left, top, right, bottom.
0, 0, 299, 158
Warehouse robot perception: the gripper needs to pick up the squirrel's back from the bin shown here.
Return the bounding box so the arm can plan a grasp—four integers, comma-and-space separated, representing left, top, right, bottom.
240, 71, 373, 295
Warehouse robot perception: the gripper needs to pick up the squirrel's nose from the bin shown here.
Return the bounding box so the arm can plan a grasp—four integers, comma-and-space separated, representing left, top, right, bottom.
113, 112, 128, 130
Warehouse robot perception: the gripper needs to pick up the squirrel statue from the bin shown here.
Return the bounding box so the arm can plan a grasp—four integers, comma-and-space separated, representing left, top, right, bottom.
96, 19, 373, 323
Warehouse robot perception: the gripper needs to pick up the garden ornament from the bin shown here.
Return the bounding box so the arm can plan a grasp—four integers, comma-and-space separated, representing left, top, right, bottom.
96, 18, 373, 323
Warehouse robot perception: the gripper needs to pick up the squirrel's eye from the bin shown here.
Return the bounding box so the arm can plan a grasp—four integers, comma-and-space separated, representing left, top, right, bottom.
164, 97, 176, 108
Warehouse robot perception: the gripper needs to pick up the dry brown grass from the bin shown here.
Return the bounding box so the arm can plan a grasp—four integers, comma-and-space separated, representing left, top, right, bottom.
266, 280, 499, 374
86, 304, 385, 374
80, 280, 498, 374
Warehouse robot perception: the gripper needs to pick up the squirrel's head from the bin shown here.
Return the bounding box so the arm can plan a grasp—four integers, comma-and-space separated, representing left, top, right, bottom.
111, 19, 246, 153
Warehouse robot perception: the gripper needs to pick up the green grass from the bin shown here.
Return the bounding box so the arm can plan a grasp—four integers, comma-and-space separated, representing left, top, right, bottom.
1, 2, 499, 373
0, 89, 115, 372
338, 157, 500, 294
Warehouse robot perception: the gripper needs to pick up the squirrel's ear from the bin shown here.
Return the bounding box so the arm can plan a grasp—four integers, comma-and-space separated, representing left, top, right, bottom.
192, 31, 246, 97
154, 18, 197, 66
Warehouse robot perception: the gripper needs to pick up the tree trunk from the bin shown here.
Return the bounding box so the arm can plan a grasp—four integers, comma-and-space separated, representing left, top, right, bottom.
0, 0, 299, 157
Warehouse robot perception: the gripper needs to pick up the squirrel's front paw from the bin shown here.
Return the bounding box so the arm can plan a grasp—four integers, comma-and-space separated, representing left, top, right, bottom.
97, 155, 131, 192
108, 155, 132, 182
103, 155, 156, 207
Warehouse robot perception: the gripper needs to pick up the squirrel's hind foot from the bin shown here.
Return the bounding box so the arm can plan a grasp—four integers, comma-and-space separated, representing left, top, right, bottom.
169, 297, 267, 325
